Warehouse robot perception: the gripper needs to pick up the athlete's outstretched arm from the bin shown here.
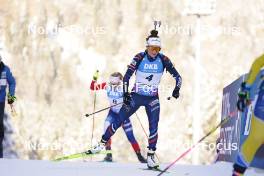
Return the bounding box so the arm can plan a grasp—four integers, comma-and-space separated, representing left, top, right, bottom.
162, 56, 182, 89
90, 80, 107, 90
246, 54, 264, 86
123, 53, 144, 92
6, 66, 16, 96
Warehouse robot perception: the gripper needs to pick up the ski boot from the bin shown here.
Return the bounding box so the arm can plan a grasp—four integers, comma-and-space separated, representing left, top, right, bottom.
147, 149, 159, 169
136, 151, 147, 163
232, 164, 246, 176
90, 139, 106, 154
232, 171, 244, 176
104, 152, 113, 162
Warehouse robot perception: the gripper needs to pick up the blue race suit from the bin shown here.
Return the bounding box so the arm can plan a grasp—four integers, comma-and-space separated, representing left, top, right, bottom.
102, 51, 182, 151
0, 63, 15, 102
104, 85, 140, 152
0, 62, 16, 158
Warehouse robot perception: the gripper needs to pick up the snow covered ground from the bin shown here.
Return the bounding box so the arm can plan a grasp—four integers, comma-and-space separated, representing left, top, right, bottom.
0, 159, 263, 176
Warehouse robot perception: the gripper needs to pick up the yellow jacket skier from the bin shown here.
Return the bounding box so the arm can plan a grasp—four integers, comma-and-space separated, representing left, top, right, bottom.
233, 54, 264, 176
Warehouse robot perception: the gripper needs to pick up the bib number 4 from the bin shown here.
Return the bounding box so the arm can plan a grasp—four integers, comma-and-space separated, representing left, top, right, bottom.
145, 74, 153, 82
113, 99, 117, 104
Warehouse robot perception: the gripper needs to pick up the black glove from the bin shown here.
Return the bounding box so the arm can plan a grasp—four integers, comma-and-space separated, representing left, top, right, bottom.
123, 92, 132, 106
172, 87, 180, 99
8, 93, 16, 104
93, 70, 99, 81
237, 82, 250, 112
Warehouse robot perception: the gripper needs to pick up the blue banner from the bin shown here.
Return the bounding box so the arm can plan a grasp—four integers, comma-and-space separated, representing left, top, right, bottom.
218, 76, 243, 162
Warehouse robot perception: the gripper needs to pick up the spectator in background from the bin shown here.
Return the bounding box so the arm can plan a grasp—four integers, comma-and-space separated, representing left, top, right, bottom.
3, 113, 18, 158
0, 55, 16, 158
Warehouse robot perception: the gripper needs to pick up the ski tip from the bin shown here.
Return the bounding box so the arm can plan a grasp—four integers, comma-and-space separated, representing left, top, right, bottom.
52, 158, 63, 162
147, 166, 159, 169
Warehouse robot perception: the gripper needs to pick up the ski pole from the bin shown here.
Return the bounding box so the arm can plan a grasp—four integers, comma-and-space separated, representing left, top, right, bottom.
85, 102, 123, 117
157, 115, 233, 176
167, 95, 183, 100
135, 112, 149, 139
135, 112, 161, 163
154, 20, 161, 30
10, 104, 17, 117
90, 70, 99, 161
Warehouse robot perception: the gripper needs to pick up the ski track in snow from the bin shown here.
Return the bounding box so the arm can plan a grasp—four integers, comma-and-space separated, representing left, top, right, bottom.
0, 159, 263, 176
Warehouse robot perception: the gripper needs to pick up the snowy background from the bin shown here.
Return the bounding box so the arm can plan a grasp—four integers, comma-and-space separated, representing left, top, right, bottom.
0, 0, 263, 165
